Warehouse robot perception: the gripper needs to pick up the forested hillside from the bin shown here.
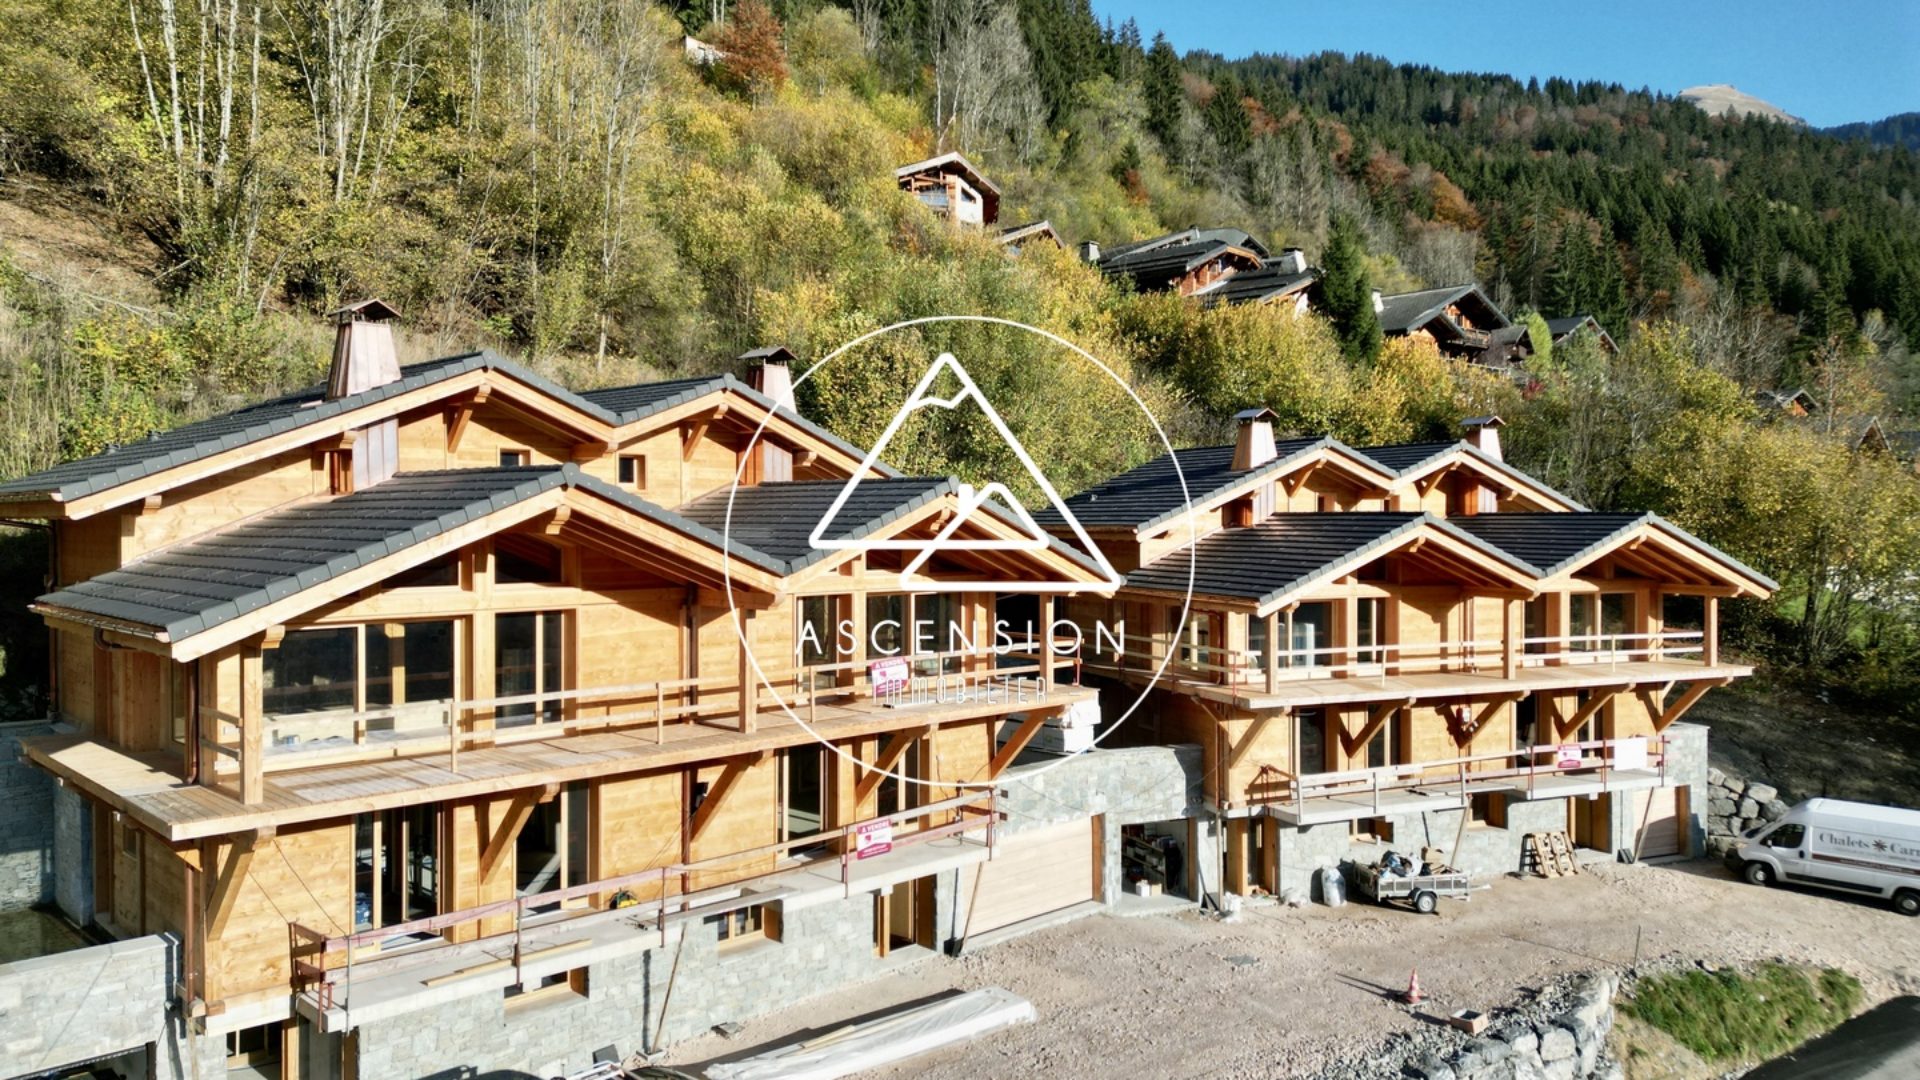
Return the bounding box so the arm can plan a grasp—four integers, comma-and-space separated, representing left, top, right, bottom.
0, 0, 1917, 722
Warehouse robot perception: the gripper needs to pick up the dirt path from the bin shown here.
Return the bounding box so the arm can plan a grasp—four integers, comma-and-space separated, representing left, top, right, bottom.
664, 859, 1920, 1079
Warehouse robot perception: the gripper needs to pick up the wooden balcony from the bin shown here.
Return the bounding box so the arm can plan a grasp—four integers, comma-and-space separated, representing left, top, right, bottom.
1086, 631, 1745, 711
1251, 735, 1672, 826
24, 650, 1092, 842
287, 791, 1000, 1030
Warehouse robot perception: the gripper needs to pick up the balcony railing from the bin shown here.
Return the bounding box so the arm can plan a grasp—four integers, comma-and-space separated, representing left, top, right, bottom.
1083, 630, 1706, 694
287, 789, 1000, 1020
196, 639, 1079, 801
1247, 734, 1668, 821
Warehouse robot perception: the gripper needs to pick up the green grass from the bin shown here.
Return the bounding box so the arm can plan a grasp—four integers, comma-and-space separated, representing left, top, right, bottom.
1620, 964, 1862, 1063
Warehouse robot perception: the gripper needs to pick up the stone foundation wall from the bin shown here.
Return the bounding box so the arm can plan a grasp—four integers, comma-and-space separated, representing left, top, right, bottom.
0, 720, 54, 911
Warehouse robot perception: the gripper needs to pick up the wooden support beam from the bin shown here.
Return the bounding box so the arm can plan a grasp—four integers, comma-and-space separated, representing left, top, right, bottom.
540, 506, 573, 536
687, 751, 767, 843
1283, 461, 1321, 496
1635, 682, 1677, 724
857, 724, 933, 802
1229, 708, 1288, 771
477, 789, 542, 879
1656, 679, 1727, 731
988, 711, 1051, 778
737, 607, 758, 733
1471, 693, 1523, 733
795, 450, 818, 470
1555, 688, 1616, 741
681, 404, 729, 462
1341, 698, 1411, 758
445, 387, 489, 453
140, 494, 163, 515
571, 441, 608, 462
204, 828, 270, 939
239, 645, 264, 805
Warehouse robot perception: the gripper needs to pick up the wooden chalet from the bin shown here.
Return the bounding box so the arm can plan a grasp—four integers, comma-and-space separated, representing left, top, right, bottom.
1043, 409, 1772, 897
895, 151, 1000, 229
1094, 228, 1269, 298
1208, 249, 1318, 313
1375, 284, 1518, 365
4, 308, 1118, 1075
1545, 314, 1618, 354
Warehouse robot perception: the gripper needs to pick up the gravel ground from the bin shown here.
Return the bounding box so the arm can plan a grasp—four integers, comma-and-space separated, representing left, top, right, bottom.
663, 858, 1920, 1079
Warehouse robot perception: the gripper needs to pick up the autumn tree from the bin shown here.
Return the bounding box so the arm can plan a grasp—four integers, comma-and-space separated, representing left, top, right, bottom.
713, 0, 787, 99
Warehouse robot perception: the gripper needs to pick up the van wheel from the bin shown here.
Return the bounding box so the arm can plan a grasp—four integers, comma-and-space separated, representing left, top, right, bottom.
1743, 862, 1774, 887
1895, 890, 1920, 917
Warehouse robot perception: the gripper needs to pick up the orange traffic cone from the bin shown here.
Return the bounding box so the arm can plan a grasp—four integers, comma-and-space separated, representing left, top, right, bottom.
1404, 968, 1425, 1005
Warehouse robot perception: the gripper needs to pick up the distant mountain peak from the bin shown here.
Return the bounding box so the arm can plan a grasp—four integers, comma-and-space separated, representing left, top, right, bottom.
1678, 84, 1806, 126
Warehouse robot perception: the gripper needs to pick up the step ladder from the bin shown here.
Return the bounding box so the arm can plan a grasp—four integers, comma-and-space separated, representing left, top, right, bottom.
1523, 831, 1580, 878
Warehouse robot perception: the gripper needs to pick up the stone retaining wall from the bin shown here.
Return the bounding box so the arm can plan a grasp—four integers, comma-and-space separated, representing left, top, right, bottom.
1703, 766, 1787, 853
0, 933, 173, 1080
1406, 972, 1621, 1080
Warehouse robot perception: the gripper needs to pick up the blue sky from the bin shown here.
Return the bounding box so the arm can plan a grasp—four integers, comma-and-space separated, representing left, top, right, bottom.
1090, 1, 1920, 128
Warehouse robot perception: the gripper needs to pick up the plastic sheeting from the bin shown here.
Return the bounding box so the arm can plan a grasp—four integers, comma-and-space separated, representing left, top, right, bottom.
703, 987, 1037, 1080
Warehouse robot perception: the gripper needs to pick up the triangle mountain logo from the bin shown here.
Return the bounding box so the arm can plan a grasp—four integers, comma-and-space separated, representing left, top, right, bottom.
807, 352, 1126, 591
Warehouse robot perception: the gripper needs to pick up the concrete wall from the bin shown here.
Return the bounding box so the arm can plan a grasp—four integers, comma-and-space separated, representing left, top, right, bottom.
0, 933, 173, 1080
0, 719, 54, 911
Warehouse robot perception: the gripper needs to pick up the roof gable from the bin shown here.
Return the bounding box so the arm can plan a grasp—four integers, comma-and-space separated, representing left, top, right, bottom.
1123, 512, 1537, 613
1449, 512, 1776, 594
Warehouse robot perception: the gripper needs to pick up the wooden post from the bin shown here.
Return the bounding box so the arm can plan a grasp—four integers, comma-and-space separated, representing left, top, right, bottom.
1503, 597, 1520, 680
1224, 818, 1249, 896
1264, 611, 1280, 694
1703, 597, 1720, 667
239, 644, 264, 805
1548, 591, 1571, 665
737, 608, 758, 733
1039, 594, 1056, 692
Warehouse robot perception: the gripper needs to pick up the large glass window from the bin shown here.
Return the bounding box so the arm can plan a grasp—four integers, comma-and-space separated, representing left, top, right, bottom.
1600, 593, 1636, 647
1297, 710, 1328, 774
496, 536, 564, 585
1288, 603, 1333, 669
354, 805, 439, 932
1247, 615, 1267, 674
912, 593, 961, 674
364, 621, 456, 708
785, 744, 825, 841
496, 612, 565, 724
516, 781, 592, 905
1524, 597, 1548, 654
264, 628, 356, 714
1357, 598, 1386, 665
1365, 709, 1398, 769
866, 595, 906, 659
1569, 595, 1598, 652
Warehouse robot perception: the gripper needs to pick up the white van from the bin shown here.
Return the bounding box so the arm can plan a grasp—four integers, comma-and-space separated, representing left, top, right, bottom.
1729, 798, 1920, 916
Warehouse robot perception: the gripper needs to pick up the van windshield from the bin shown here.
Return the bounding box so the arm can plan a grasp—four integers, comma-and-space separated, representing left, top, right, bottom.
1764, 824, 1805, 849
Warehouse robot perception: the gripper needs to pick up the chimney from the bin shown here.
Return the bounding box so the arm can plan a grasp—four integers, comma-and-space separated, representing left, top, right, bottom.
1371, 289, 1385, 314
1277, 248, 1307, 275
323, 300, 402, 491
326, 299, 402, 400
1231, 407, 1278, 472
1463, 415, 1504, 461
741, 345, 797, 412
1078, 240, 1101, 264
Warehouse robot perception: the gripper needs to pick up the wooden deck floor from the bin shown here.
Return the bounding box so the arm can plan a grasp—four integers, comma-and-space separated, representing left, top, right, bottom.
1156, 659, 1749, 710
24, 686, 1093, 843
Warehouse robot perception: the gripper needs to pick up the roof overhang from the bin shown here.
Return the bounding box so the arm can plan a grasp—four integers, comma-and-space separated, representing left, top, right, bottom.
1536, 517, 1776, 598
1133, 442, 1400, 540
1391, 445, 1585, 512
33, 478, 791, 661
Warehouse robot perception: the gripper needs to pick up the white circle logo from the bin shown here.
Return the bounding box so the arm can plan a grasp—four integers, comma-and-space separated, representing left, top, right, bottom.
719, 316, 1197, 788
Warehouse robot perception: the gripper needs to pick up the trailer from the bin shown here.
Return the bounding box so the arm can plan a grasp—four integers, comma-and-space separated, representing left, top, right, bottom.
1354, 864, 1474, 914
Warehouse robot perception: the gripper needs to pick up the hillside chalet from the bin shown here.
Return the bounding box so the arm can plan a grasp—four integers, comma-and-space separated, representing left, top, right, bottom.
1376, 284, 1525, 365
1043, 410, 1769, 898
3, 305, 1119, 1077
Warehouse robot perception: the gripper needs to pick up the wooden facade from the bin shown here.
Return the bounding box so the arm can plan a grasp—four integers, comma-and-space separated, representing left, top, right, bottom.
12, 348, 1112, 1062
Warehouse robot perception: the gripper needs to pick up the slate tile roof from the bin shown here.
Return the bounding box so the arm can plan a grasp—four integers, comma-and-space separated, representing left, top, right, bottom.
0, 353, 494, 502
1033, 437, 1336, 532
1448, 512, 1776, 588
679, 478, 1112, 578
677, 478, 958, 570
1375, 285, 1479, 335
1350, 440, 1461, 474
1208, 265, 1317, 306
0, 352, 890, 506
34, 466, 795, 642
1123, 512, 1529, 606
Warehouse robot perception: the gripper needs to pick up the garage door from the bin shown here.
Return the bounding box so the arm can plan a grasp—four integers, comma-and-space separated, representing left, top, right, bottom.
962, 818, 1097, 936
1637, 786, 1687, 858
